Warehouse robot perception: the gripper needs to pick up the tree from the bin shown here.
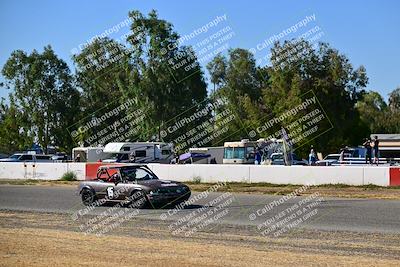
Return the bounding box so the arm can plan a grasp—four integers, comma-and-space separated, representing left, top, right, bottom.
384, 87, 400, 133
207, 40, 370, 156
125, 10, 208, 141
206, 54, 227, 93
72, 38, 134, 146
389, 87, 400, 111
206, 48, 264, 141
73, 38, 130, 114
2, 46, 80, 153
0, 96, 32, 154
265, 41, 369, 155
356, 91, 387, 133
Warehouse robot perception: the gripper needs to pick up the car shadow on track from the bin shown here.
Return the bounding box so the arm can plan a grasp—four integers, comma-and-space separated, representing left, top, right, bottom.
98, 201, 205, 210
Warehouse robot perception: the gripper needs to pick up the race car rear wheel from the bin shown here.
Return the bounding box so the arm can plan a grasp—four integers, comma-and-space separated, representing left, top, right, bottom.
81, 188, 96, 206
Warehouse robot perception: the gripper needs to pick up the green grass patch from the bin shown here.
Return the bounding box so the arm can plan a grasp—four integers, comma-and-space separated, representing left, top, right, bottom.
60, 171, 77, 181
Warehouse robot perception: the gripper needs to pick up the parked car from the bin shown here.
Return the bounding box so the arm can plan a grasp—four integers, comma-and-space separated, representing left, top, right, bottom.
0, 153, 53, 162
78, 164, 191, 208
316, 154, 340, 166
269, 152, 308, 165
51, 152, 69, 161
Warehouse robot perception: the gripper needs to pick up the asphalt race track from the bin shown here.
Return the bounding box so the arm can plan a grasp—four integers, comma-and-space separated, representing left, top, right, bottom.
0, 185, 399, 234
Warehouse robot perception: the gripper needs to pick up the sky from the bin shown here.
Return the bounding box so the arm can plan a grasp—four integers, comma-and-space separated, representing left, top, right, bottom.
0, 0, 399, 101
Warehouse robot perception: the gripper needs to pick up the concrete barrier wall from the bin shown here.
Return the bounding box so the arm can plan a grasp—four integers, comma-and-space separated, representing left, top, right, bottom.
0, 162, 86, 180
363, 167, 390, 186
148, 164, 251, 183
148, 164, 390, 186
0, 162, 394, 186
249, 165, 365, 185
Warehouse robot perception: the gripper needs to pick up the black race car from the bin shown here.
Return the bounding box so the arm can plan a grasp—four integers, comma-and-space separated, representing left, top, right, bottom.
78, 164, 191, 208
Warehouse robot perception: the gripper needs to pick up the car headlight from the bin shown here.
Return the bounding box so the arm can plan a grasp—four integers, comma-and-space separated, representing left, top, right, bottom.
149, 190, 154, 195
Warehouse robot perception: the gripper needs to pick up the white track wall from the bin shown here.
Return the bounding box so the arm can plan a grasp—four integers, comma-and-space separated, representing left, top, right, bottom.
147, 164, 390, 186
0, 163, 391, 186
0, 163, 86, 180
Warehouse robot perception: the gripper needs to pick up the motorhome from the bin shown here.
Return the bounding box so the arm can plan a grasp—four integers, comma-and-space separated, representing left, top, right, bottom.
223, 139, 257, 164
72, 147, 110, 162
223, 138, 298, 165
102, 142, 174, 163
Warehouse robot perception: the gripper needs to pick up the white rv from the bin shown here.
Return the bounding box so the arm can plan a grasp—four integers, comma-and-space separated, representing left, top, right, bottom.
102, 142, 174, 163
223, 139, 257, 164
222, 138, 289, 165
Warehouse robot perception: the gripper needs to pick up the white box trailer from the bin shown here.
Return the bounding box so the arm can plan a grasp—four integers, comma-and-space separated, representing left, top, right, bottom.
72, 147, 110, 162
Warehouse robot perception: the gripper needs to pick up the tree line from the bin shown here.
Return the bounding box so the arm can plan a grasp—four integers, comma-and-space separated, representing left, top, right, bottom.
0, 10, 399, 157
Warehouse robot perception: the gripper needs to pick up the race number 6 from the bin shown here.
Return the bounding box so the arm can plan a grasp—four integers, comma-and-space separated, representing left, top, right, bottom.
107, 187, 114, 199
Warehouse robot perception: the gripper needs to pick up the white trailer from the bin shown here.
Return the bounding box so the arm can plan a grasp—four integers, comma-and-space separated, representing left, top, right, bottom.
72, 147, 110, 162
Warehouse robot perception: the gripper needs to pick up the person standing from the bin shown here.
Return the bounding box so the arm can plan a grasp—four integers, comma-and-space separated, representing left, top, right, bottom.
339, 147, 345, 163
255, 149, 261, 165
308, 148, 317, 166
363, 138, 372, 164
373, 135, 380, 165
129, 151, 136, 163
74, 153, 81, 162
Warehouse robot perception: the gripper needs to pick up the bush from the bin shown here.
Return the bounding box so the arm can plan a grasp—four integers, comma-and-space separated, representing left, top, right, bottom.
60, 171, 77, 181
192, 176, 202, 184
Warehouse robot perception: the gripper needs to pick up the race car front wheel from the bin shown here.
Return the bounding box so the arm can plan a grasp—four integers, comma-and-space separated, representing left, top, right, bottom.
127, 190, 147, 209
81, 188, 96, 206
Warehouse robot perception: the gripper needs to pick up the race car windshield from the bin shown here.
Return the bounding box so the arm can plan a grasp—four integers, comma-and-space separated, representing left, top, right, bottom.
121, 167, 157, 181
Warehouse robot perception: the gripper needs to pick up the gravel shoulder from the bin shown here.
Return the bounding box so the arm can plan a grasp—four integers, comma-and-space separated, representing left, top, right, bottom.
1, 210, 400, 267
